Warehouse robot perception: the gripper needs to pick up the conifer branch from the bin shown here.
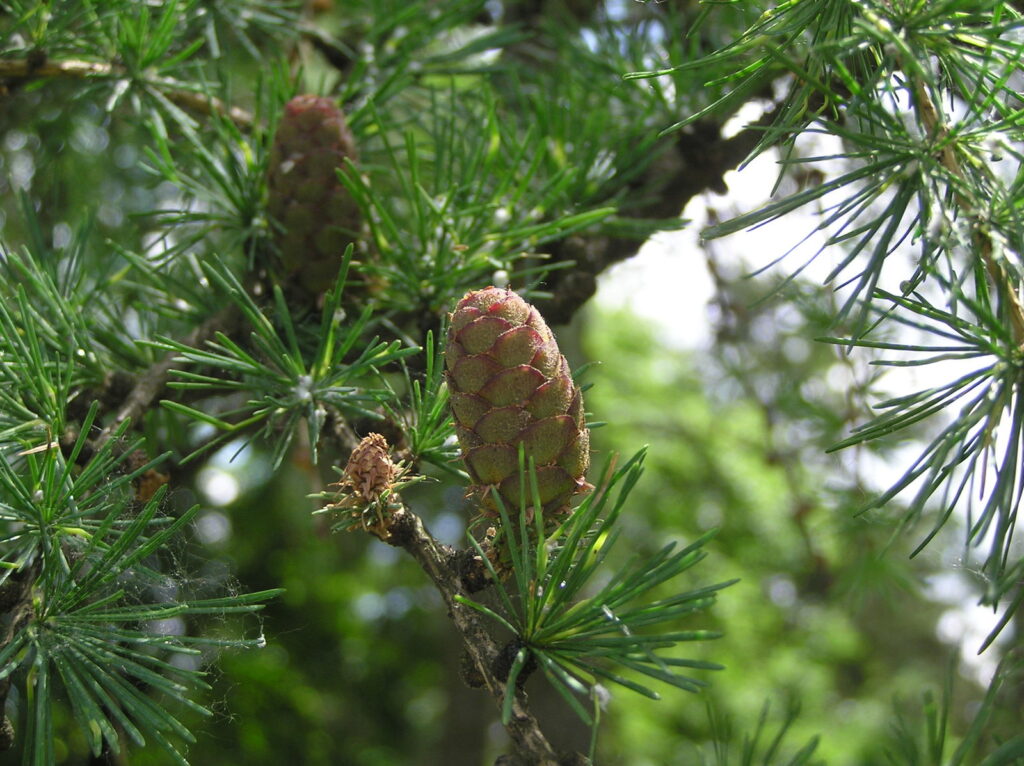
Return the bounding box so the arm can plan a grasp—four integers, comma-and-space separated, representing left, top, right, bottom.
538, 108, 780, 324
5, 1, 1021, 761
0, 58, 255, 129
95, 308, 236, 447
0, 561, 39, 751
162, 85, 255, 131
904, 60, 1024, 347
0, 56, 109, 80
380, 505, 568, 766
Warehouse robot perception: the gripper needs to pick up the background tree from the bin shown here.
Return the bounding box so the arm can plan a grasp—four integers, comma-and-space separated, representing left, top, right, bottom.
0, 1, 1021, 765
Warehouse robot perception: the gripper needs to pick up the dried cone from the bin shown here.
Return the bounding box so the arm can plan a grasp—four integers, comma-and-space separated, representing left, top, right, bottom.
266, 95, 360, 294
325, 433, 400, 538
445, 287, 590, 520
342, 433, 397, 503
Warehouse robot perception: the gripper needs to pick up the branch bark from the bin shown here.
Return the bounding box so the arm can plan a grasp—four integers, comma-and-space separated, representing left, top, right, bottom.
95, 308, 236, 448
537, 110, 780, 325
0, 58, 255, 129
903, 47, 1024, 346
0, 560, 40, 751
378, 506, 570, 766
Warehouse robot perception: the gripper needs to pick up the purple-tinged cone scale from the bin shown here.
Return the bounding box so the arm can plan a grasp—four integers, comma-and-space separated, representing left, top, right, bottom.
267, 95, 360, 293
445, 287, 591, 519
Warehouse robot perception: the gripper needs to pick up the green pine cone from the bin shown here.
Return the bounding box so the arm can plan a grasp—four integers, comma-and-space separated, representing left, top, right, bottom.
266, 95, 360, 293
445, 287, 591, 519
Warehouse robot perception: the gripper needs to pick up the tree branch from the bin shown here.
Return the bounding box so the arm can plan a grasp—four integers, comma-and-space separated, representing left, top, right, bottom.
375, 505, 569, 766
537, 109, 780, 325
95, 308, 236, 448
0, 560, 40, 751
906, 68, 1024, 347
0, 58, 255, 130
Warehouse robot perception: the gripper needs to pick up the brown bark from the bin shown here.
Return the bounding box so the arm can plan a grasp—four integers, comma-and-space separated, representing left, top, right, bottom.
0, 58, 255, 129
537, 111, 780, 325
378, 506, 572, 765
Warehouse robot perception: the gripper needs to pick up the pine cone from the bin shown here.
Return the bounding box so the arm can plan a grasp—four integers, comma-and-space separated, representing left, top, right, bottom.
445, 287, 590, 520
266, 95, 360, 294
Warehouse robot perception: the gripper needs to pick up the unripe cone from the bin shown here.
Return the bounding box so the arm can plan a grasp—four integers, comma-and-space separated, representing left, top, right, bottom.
266, 95, 360, 293
445, 287, 590, 518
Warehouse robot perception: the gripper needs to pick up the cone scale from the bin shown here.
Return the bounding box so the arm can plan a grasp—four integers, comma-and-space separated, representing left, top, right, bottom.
445, 287, 590, 519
